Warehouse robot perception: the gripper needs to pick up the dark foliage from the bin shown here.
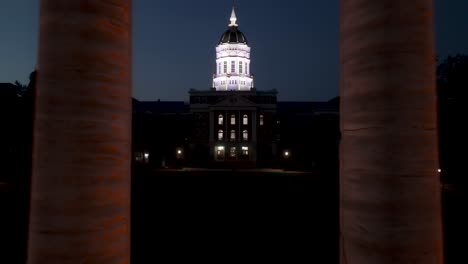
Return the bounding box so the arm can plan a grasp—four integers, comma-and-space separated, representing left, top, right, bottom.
0, 70, 35, 263
437, 55, 466, 186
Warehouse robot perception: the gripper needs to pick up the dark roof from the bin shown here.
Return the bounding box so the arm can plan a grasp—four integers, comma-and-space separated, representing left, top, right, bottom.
220, 27, 248, 44
0, 83, 18, 97
132, 97, 339, 115
277, 97, 339, 114
133, 99, 189, 114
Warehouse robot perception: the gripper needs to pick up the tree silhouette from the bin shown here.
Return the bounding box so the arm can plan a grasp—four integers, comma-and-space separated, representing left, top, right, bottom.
437, 54, 467, 186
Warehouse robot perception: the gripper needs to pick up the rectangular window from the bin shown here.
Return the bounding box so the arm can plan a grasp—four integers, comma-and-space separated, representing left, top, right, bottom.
239, 61, 243, 74
231, 115, 236, 125
216, 146, 225, 160
218, 115, 223, 125
224, 61, 227, 73
259, 115, 264, 126
218, 63, 221, 74
231, 61, 235, 73
243, 130, 248, 141
242, 146, 249, 155
243, 115, 248, 125
230, 147, 237, 157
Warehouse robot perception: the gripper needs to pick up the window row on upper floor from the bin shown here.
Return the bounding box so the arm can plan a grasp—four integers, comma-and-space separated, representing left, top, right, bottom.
218, 129, 249, 141
218, 114, 265, 126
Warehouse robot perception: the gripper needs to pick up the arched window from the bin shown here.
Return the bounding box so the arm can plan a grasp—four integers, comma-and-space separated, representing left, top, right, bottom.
231, 114, 236, 125
230, 130, 236, 141
218, 130, 224, 141
243, 130, 248, 141
260, 115, 264, 126
243, 114, 248, 125
218, 114, 223, 125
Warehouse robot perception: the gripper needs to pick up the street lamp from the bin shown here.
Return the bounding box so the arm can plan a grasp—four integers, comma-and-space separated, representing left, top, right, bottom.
176, 148, 183, 159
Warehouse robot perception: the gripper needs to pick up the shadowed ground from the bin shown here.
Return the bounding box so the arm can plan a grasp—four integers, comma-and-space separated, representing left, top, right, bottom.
2, 169, 466, 263
130, 169, 339, 263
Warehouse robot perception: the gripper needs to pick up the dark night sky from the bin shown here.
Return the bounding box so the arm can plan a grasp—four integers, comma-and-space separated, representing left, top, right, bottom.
1, 0, 467, 102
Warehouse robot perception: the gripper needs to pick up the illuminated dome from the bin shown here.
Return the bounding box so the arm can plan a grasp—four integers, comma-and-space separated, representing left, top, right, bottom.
212, 6, 254, 91
219, 27, 248, 44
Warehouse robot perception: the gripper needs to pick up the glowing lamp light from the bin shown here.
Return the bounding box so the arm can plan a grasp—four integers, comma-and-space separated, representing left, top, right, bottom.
177, 150, 182, 155
144, 153, 149, 159
285, 151, 289, 156
438, 169, 442, 173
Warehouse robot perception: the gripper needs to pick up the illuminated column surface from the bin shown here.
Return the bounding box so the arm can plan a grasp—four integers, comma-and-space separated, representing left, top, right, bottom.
28, 1, 132, 263
339, 0, 444, 263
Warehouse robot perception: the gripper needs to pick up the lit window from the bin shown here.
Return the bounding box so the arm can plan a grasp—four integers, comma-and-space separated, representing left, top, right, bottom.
231, 61, 235, 73
230, 130, 236, 141
260, 115, 264, 126
218, 130, 224, 140
242, 146, 249, 155
230, 147, 237, 157
243, 114, 248, 125
243, 130, 248, 141
216, 146, 225, 159
224, 61, 227, 73
218, 114, 223, 125
239, 61, 243, 74
231, 115, 236, 125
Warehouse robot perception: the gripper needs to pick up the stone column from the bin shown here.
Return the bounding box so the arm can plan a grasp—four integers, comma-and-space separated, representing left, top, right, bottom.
340, 1, 443, 263
28, 1, 132, 263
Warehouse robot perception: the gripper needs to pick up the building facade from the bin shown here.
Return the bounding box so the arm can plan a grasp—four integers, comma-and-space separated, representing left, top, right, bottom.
131, 7, 339, 170
189, 7, 277, 168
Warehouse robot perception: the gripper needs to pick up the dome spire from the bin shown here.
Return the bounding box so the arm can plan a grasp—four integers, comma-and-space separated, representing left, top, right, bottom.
229, 5, 238, 27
